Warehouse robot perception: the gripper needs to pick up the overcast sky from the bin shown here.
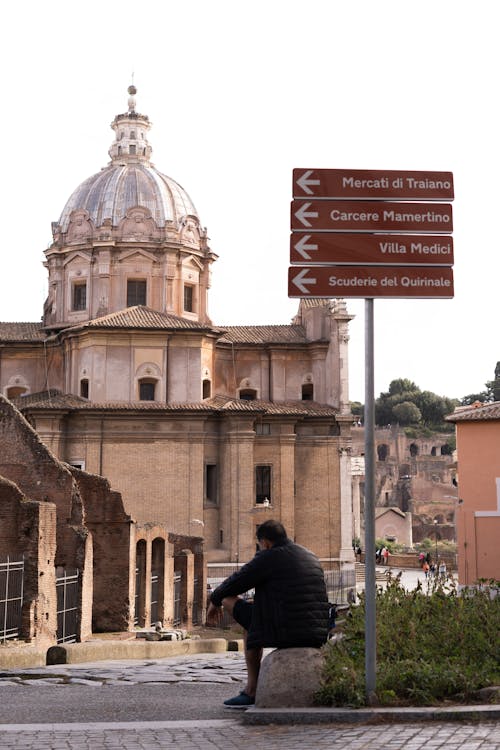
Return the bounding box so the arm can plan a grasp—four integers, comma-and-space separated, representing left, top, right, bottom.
0, 1, 497, 403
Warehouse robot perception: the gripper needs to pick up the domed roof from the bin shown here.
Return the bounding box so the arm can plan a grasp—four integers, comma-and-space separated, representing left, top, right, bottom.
58, 86, 199, 234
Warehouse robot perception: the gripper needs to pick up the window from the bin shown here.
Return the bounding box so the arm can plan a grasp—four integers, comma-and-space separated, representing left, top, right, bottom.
302, 383, 314, 400
205, 464, 218, 505
255, 465, 271, 505
80, 379, 89, 399
183, 285, 194, 312
139, 379, 156, 401
255, 423, 271, 435
69, 460, 85, 470
202, 379, 211, 399
130, 131, 136, 139
72, 282, 87, 311
240, 389, 257, 401
377, 444, 389, 461
6, 386, 27, 399
127, 280, 147, 307
129, 144, 136, 155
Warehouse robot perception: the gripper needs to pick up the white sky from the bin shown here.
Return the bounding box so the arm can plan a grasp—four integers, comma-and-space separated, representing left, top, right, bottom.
0, 0, 497, 403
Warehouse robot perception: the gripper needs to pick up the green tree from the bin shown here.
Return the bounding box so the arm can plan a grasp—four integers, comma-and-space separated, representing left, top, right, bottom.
392, 401, 422, 425
387, 378, 419, 396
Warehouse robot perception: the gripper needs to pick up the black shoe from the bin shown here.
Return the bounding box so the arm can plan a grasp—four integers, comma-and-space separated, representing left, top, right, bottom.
223, 691, 255, 708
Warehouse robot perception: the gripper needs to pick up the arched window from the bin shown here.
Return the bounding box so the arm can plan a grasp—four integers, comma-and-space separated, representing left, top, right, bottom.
409, 443, 419, 457
6, 386, 27, 399
202, 379, 211, 399
377, 444, 389, 461
139, 379, 156, 401
240, 388, 257, 401
80, 379, 89, 399
301, 383, 314, 400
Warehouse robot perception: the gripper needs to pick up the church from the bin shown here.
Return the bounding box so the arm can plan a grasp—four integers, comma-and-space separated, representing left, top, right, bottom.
0, 86, 355, 639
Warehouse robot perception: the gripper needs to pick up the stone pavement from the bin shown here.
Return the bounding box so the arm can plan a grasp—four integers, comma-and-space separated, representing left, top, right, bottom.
0, 650, 499, 749
1, 719, 500, 749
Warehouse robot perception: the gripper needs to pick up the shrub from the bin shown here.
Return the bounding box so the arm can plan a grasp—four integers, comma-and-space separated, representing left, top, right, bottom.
316, 573, 500, 707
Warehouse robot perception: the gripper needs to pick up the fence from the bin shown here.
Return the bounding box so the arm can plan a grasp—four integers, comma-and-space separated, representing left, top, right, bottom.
150, 569, 160, 625
207, 561, 355, 625
56, 568, 80, 644
173, 572, 181, 626
322, 565, 356, 605
0, 556, 24, 643
192, 576, 200, 625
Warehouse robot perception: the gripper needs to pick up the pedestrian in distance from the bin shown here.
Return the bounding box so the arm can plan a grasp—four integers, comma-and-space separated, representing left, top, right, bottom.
206, 519, 329, 708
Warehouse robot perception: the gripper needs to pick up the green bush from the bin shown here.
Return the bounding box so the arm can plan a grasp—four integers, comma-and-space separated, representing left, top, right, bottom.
316, 573, 500, 707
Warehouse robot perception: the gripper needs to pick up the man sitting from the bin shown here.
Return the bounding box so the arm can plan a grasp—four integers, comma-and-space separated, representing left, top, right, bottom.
206, 520, 329, 707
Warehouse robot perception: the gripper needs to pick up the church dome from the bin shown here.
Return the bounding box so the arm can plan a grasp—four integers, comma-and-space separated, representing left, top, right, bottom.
57, 85, 199, 236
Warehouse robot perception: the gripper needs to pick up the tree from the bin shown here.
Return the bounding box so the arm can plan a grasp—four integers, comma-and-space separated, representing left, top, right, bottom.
387, 378, 419, 396
374, 378, 457, 431
392, 401, 422, 425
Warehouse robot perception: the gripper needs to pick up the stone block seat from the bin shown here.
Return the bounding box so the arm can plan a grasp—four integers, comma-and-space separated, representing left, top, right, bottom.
255, 647, 325, 708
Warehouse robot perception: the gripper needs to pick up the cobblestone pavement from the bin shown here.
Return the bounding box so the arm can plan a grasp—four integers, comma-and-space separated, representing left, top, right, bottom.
0, 652, 499, 749
0, 719, 499, 749
0, 651, 249, 689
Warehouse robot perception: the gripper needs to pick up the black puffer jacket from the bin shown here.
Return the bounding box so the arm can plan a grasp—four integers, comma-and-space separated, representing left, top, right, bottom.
210, 539, 329, 650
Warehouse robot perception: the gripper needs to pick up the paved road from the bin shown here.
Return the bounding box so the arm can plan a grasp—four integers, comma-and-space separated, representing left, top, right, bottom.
1, 719, 499, 750
0, 571, 492, 749
0, 650, 498, 749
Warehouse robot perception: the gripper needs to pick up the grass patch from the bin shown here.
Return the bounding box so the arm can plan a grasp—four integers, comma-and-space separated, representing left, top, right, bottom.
316, 573, 500, 707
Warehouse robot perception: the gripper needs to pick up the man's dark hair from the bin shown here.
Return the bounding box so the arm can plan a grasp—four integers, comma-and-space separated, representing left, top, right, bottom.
256, 520, 288, 545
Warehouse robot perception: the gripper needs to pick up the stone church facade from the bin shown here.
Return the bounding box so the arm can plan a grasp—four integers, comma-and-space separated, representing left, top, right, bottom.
0, 87, 354, 638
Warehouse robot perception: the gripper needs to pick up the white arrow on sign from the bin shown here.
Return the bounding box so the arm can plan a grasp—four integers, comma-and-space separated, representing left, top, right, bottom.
292, 268, 316, 294
293, 234, 318, 260
296, 170, 320, 195
294, 202, 319, 228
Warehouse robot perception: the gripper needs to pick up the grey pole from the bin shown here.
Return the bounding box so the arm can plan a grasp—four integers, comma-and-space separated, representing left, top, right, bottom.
364, 298, 376, 701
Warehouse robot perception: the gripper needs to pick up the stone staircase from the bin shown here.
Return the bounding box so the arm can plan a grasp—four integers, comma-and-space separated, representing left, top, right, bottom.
355, 562, 388, 586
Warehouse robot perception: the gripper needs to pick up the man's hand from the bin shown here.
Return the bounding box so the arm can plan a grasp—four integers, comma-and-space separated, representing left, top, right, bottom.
206, 601, 222, 626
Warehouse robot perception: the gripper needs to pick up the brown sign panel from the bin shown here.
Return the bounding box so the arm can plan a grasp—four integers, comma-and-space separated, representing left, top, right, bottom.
288, 266, 454, 299
293, 168, 454, 201
290, 233, 454, 266
291, 200, 453, 233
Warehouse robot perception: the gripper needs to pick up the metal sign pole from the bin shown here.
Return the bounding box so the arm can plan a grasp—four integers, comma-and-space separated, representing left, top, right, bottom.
364, 297, 377, 701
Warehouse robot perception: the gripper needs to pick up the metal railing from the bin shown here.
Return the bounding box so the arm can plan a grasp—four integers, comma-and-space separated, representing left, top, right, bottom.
0, 556, 24, 643
322, 566, 356, 605
56, 568, 79, 644
150, 570, 160, 625
207, 561, 354, 625
192, 576, 200, 625
173, 572, 181, 626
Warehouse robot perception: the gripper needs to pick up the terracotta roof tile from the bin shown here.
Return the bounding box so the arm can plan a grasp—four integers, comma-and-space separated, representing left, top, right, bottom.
0, 322, 46, 342
446, 401, 500, 422
67, 306, 221, 333
217, 325, 310, 344
13, 390, 337, 417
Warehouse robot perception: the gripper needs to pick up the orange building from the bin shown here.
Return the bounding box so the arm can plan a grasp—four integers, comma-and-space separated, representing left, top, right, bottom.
447, 402, 500, 584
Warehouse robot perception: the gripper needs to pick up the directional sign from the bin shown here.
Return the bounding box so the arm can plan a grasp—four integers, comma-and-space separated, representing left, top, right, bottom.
291, 200, 453, 233
290, 233, 454, 265
293, 168, 454, 201
288, 265, 454, 299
